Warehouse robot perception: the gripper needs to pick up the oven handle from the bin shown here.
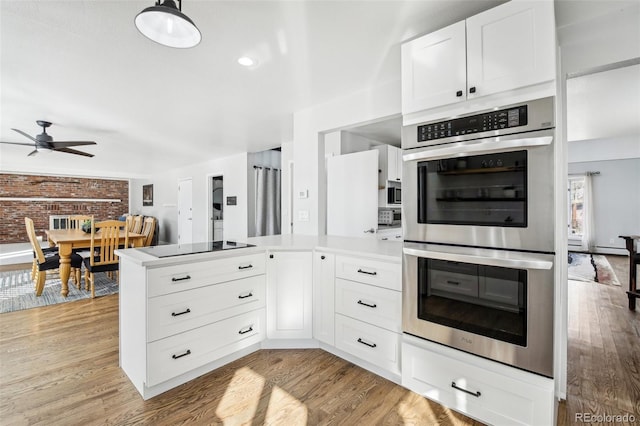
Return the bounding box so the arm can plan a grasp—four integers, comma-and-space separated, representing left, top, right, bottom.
402, 132, 553, 163
403, 245, 553, 270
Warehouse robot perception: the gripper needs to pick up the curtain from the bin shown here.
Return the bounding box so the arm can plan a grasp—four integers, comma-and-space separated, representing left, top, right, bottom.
255, 167, 281, 236
581, 173, 595, 252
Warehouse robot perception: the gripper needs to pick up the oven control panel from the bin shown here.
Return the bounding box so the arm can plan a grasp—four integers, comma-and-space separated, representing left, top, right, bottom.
417, 105, 528, 142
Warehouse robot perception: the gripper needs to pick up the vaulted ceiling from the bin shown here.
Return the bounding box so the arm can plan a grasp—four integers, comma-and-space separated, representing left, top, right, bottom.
1, 1, 636, 178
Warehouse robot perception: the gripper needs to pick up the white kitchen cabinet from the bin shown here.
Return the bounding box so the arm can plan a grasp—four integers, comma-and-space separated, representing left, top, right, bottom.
119, 253, 267, 399
213, 220, 223, 241
374, 144, 402, 185
402, 0, 555, 114
266, 250, 313, 339
402, 335, 555, 426
313, 251, 335, 345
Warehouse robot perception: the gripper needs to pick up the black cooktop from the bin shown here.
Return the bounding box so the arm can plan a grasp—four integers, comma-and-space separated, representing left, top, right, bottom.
138, 241, 255, 258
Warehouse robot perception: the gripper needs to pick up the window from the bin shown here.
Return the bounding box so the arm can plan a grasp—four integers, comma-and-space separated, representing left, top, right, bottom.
568, 177, 585, 236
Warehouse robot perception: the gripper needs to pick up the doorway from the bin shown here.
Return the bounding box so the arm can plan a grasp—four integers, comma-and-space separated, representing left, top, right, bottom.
209, 175, 224, 241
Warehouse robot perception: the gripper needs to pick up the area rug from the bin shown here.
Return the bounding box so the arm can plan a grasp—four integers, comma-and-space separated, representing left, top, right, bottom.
568, 252, 621, 286
0, 269, 119, 314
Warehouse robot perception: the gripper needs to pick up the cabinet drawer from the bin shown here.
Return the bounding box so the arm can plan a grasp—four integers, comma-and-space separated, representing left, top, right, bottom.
147, 275, 266, 342
147, 253, 265, 297
335, 279, 401, 333
335, 314, 400, 375
402, 338, 554, 426
335, 255, 401, 291
147, 309, 264, 387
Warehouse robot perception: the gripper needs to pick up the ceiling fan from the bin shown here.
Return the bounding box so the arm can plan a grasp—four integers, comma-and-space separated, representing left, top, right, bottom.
0, 120, 97, 157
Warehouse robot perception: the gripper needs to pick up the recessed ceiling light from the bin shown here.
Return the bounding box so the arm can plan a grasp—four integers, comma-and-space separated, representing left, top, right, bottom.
238, 56, 255, 67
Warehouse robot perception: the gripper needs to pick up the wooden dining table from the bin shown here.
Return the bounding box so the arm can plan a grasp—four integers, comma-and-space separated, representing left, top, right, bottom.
45, 228, 145, 297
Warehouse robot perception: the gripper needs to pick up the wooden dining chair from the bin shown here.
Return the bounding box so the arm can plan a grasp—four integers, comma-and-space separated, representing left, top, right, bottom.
25, 217, 82, 295
130, 215, 143, 234
84, 220, 128, 298
140, 217, 156, 247
68, 214, 94, 230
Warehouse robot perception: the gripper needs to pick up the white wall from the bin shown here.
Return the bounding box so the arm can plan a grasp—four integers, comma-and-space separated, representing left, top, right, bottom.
292, 79, 400, 235
130, 152, 248, 244
558, 3, 640, 75
568, 158, 640, 254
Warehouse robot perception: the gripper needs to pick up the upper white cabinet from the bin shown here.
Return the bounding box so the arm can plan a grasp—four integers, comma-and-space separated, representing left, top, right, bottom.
402, 1, 556, 114
374, 145, 402, 185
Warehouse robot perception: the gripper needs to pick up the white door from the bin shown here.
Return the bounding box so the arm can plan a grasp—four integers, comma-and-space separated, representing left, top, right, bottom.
178, 178, 193, 245
327, 150, 378, 237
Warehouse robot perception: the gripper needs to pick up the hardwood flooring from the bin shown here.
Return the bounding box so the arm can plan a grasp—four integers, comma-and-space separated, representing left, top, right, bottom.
0, 255, 637, 425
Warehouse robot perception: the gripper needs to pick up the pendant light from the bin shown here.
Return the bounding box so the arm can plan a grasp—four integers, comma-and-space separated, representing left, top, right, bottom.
135, 0, 201, 48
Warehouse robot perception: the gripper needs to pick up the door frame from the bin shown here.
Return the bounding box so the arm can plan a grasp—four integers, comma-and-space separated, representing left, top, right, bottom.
178, 177, 193, 245
207, 173, 224, 241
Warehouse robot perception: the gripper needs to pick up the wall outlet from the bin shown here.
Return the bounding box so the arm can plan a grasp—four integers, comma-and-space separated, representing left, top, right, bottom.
297, 210, 310, 221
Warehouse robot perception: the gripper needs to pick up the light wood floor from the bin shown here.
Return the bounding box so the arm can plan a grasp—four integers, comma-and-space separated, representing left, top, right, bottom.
0, 256, 637, 425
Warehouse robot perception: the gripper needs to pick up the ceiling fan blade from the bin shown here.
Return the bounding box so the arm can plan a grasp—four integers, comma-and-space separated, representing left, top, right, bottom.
53, 147, 94, 157
50, 140, 97, 148
0, 141, 35, 147
27, 149, 39, 157
11, 128, 38, 142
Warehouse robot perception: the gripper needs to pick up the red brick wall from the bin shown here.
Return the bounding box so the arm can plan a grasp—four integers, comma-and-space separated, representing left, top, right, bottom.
0, 174, 129, 243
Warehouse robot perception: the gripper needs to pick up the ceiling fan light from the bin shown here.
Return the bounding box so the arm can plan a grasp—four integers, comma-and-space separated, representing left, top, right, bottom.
135, 0, 201, 48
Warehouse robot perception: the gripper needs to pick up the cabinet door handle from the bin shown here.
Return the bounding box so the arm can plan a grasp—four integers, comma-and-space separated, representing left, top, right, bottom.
172, 349, 191, 360
446, 280, 460, 286
357, 300, 377, 309
381, 237, 388, 241
238, 264, 253, 270
321, 255, 325, 260
238, 292, 253, 299
469, 86, 476, 94
451, 381, 481, 398
357, 338, 377, 348
171, 308, 191, 317
357, 268, 377, 276
238, 325, 254, 335
269, 254, 274, 259
171, 275, 191, 282
456, 90, 463, 97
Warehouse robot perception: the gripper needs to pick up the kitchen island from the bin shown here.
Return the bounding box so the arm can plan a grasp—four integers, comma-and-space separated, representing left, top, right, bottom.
116, 235, 402, 400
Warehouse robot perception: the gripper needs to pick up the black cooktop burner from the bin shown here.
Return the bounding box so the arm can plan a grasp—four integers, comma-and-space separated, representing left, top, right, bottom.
138, 241, 255, 258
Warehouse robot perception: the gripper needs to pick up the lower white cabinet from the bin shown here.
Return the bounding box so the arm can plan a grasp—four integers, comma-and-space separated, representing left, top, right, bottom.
313, 251, 335, 345
266, 250, 313, 339
402, 335, 555, 426
335, 314, 401, 376
147, 309, 265, 387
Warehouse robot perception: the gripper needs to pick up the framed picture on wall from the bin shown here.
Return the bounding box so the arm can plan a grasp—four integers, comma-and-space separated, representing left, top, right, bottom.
143, 184, 153, 206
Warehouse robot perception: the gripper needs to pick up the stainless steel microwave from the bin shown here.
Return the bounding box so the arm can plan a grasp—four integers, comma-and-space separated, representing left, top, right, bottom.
387, 187, 401, 205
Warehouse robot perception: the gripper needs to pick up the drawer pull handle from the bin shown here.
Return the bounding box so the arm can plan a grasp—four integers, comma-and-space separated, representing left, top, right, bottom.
238, 292, 253, 299
171, 308, 191, 317
357, 268, 377, 276
357, 300, 377, 309
238, 264, 253, 270
451, 381, 481, 398
447, 280, 460, 286
238, 326, 254, 335
172, 349, 191, 360
171, 275, 191, 282
357, 338, 377, 348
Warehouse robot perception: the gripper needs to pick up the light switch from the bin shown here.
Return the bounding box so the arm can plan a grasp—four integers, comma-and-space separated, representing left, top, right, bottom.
298, 210, 310, 221
298, 189, 308, 199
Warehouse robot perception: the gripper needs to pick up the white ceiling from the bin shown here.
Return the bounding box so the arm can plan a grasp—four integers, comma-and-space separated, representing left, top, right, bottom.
0, 1, 635, 178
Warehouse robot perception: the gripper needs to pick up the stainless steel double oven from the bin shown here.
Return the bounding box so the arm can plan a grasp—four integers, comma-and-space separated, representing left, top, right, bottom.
401, 97, 556, 377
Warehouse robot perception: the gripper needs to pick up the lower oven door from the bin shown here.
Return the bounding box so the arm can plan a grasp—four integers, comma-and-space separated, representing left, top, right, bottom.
402, 242, 554, 377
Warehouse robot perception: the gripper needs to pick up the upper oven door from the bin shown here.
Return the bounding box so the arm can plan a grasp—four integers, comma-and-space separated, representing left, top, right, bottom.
402, 129, 555, 252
